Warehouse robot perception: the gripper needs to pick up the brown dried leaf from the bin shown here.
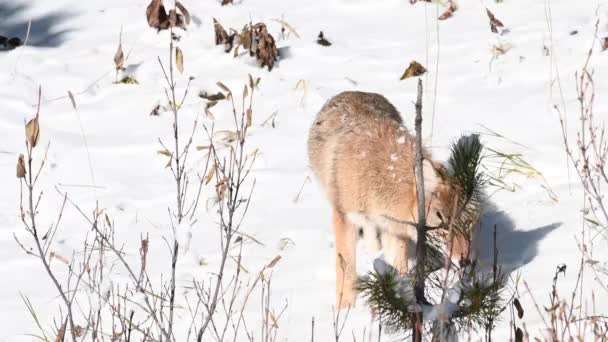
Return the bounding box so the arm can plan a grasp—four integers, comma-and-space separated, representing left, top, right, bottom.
266, 255, 282, 268
16, 154, 26, 178
246, 108, 253, 128
216, 82, 231, 93
196, 145, 211, 151
167, 9, 186, 30
254, 23, 278, 71
114, 42, 124, 69
176, 46, 184, 74
438, 1, 457, 20
216, 180, 227, 199
243, 84, 248, 99
248, 148, 259, 158
200, 91, 226, 101
400, 61, 427, 80
49, 251, 70, 265
602, 37, 608, 51
205, 164, 216, 185
248, 74, 255, 89
269, 311, 279, 328
240, 26, 253, 51
175, 1, 191, 25
25, 117, 40, 148
214, 18, 229, 45
146, 0, 168, 30
157, 149, 173, 157
492, 42, 512, 57
513, 298, 524, 318
54, 321, 66, 342
216, 130, 239, 143
486, 8, 504, 34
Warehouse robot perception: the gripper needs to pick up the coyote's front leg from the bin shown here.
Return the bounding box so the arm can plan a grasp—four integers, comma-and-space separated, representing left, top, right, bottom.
333, 208, 357, 308
382, 222, 410, 276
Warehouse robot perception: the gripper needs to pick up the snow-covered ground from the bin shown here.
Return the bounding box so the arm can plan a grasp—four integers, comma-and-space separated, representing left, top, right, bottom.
1, 0, 607, 340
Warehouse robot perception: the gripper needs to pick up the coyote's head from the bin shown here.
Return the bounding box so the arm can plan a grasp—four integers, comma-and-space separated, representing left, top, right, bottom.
422, 159, 474, 264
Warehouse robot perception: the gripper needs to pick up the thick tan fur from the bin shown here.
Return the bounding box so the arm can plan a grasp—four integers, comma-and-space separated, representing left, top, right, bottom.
308, 91, 468, 308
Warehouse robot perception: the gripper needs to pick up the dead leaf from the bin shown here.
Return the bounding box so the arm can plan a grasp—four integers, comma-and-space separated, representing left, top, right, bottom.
216, 179, 227, 199
214, 18, 229, 45
486, 8, 505, 34
266, 255, 282, 268
515, 327, 523, 342
175, 1, 190, 25
239, 25, 253, 52
206, 102, 218, 114
49, 251, 70, 265
492, 42, 512, 57
157, 150, 173, 157
513, 298, 524, 318
167, 9, 187, 30
400, 61, 427, 80
216, 82, 231, 93
269, 311, 279, 328
176, 46, 184, 74
199, 91, 226, 101
114, 42, 124, 70
54, 321, 67, 342
602, 37, 608, 51
248, 148, 259, 158
248, 74, 255, 89
216, 130, 239, 143
25, 117, 40, 148
205, 165, 216, 185
146, 0, 187, 31
16, 154, 26, 178
253, 23, 278, 71
243, 84, 248, 99
146, 0, 168, 30
246, 108, 253, 128
196, 145, 211, 151
438, 1, 457, 20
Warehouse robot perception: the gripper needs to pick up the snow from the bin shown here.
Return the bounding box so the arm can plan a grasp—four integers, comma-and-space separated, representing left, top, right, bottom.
1, 0, 608, 340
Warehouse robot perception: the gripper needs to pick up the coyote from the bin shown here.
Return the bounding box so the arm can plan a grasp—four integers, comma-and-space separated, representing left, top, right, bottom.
308, 91, 469, 308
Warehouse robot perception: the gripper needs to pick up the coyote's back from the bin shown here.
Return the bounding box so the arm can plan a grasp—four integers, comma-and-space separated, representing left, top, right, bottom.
308, 91, 414, 214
